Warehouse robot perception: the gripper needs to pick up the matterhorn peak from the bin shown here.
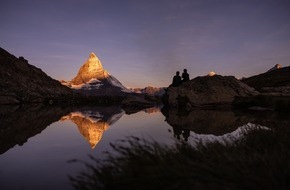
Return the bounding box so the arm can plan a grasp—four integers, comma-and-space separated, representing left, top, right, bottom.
71, 52, 109, 85
89, 52, 98, 60
63, 52, 131, 95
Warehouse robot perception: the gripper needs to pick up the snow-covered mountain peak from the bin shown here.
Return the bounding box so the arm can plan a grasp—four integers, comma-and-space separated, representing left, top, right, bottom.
89, 52, 97, 58
62, 52, 132, 95
71, 53, 106, 85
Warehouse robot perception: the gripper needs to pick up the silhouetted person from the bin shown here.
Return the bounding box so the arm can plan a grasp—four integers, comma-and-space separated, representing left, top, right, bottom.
171, 71, 181, 87
182, 69, 189, 82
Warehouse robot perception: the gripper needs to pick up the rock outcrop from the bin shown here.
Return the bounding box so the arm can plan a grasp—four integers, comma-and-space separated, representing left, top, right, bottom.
62, 53, 131, 96
0, 47, 73, 104
164, 75, 258, 108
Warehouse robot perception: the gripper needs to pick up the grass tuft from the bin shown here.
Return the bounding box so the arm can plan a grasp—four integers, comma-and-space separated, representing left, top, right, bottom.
69, 127, 290, 190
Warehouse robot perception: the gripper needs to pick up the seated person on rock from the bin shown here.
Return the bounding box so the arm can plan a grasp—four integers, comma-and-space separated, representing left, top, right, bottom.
182, 69, 190, 82
171, 71, 181, 87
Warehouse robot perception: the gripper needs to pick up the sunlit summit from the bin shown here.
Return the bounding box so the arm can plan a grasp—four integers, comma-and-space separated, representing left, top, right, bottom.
62, 52, 131, 95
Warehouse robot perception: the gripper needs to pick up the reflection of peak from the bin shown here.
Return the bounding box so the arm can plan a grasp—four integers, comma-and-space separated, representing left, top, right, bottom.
70, 114, 109, 149
61, 107, 124, 149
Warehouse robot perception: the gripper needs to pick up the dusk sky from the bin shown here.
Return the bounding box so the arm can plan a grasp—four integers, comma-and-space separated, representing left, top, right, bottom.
1, 0, 290, 87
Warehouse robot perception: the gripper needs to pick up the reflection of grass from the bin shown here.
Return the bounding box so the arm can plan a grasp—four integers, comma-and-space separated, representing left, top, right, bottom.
69, 127, 290, 190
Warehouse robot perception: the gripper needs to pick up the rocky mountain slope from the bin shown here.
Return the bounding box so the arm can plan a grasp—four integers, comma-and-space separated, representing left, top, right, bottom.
0, 47, 73, 104
164, 75, 258, 108
62, 53, 131, 96
242, 65, 290, 95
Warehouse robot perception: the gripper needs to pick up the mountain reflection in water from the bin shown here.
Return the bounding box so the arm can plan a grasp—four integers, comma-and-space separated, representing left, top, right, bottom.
61, 107, 124, 149
1, 105, 290, 190
1, 105, 289, 155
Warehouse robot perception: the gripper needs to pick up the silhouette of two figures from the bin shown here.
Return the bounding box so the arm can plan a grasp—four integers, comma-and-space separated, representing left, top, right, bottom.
171, 69, 190, 87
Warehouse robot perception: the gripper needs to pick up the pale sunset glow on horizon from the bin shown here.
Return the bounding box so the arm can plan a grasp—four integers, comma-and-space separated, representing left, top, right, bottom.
1, 0, 290, 87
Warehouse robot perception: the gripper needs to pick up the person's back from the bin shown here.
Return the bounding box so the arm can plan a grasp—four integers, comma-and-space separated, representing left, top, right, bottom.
172, 71, 181, 87
182, 69, 189, 82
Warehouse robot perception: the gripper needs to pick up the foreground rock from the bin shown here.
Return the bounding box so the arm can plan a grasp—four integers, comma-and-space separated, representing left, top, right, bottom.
0, 47, 73, 104
164, 75, 258, 108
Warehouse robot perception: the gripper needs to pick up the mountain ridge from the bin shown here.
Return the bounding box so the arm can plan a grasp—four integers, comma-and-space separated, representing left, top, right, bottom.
0, 47, 73, 104
241, 65, 290, 92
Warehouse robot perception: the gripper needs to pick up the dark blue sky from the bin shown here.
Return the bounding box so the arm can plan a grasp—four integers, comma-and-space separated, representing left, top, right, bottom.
1, 0, 290, 87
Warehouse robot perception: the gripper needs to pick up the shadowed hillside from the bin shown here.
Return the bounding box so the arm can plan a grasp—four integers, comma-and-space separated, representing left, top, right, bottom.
0, 47, 73, 104
242, 66, 290, 91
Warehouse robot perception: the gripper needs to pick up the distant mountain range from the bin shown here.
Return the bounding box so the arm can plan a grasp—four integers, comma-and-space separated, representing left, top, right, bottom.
130, 86, 166, 97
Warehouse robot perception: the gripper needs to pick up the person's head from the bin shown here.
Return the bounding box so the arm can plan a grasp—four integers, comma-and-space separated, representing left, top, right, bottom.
176, 71, 180, 75
183, 69, 187, 72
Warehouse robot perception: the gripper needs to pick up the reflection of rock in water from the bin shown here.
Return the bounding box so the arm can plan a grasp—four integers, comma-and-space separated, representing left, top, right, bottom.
162, 108, 290, 141
0, 105, 72, 155
163, 109, 247, 136
61, 107, 124, 149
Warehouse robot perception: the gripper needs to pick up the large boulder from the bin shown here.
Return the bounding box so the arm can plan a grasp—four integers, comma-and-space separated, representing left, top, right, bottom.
164, 75, 258, 108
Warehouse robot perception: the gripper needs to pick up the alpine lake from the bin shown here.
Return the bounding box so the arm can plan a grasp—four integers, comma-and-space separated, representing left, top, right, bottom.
0, 104, 289, 190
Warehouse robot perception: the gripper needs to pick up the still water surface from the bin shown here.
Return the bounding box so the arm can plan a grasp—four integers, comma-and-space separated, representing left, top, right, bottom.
0, 105, 288, 190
